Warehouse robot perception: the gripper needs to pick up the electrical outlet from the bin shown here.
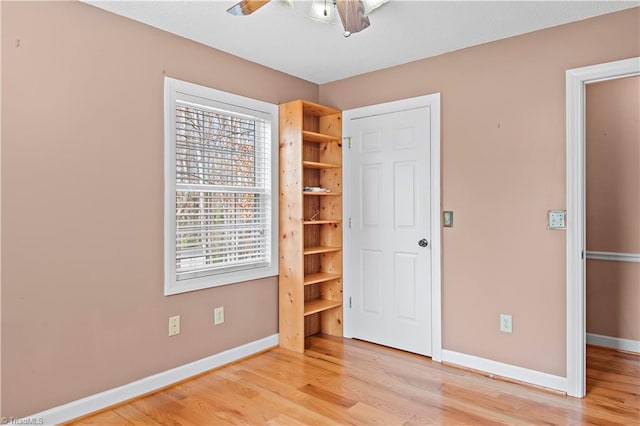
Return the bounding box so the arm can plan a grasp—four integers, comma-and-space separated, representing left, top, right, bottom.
169, 315, 180, 336
214, 307, 224, 325
500, 314, 512, 333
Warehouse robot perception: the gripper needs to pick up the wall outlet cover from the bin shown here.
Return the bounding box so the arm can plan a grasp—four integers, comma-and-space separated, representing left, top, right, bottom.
214, 307, 225, 325
500, 314, 513, 333
169, 315, 180, 336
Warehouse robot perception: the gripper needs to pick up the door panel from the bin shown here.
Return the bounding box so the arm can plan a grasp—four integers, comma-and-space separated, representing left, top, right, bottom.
361, 250, 382, 314
394, 162, 416, 228
395, 252, 417, 320
361, 165, 382, 226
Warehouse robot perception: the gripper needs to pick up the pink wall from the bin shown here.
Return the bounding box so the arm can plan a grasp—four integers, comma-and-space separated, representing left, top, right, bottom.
586, 261, 639, 340
586, 76, 640, 342
1, 1, 317, 418
320, 8, 640, 376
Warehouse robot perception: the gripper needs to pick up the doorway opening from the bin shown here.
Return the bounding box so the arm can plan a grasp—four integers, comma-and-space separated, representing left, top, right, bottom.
566, 57, 639, 397
585, 75, 639, 352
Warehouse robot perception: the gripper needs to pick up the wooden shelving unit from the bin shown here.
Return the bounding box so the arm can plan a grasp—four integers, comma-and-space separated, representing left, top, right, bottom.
279, 100, 343, 353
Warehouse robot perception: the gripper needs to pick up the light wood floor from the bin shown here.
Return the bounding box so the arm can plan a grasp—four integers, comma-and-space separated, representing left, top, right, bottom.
70, 336, 639, 425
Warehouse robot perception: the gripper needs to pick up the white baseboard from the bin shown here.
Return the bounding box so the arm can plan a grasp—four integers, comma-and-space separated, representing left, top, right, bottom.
441, 349, 567, 393
21, 334, 279, 426
587, 333, 640, 353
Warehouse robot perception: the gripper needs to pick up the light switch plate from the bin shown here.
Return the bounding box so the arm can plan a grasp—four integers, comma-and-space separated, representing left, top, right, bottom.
547, 210, 566, 230
443, 211, 454, 227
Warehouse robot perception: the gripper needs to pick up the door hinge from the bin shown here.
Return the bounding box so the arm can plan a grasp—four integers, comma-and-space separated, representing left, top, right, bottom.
348, 217, 352, 228
582, 250, 585, 260
344, 136, 352, 149
349, 296, 352, 309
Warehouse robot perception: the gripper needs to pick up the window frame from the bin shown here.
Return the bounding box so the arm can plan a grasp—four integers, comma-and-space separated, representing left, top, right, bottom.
164, 77, 278, 295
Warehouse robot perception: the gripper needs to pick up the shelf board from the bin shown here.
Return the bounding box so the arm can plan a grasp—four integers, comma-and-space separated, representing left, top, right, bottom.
304, 246, 342, 255
302, 130, 341, 144
302, 101, 341, 117
303, 272, 341, 286
303, 160, 340, 169
303, 220, 342, 225
304, 299, 342, 316
303, 192, 342, 196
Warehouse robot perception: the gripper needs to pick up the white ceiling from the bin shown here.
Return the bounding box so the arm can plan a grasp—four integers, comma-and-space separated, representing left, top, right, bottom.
85, 1, 638, 84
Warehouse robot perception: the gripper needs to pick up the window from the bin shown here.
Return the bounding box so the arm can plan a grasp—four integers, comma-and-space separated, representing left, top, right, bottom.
164, 78, 278, 295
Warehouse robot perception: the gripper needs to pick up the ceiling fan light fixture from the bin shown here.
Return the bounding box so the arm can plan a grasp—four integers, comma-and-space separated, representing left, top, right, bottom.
308, 0, 337, 24
227, 0, 383, 36
361, 0, 388, 16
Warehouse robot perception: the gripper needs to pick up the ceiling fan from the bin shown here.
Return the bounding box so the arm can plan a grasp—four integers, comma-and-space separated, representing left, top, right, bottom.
227, 0, 389, 37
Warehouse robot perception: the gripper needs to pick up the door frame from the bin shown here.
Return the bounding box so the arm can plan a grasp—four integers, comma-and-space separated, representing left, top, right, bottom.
565, 57, 639, 397
342, 93, 442, 362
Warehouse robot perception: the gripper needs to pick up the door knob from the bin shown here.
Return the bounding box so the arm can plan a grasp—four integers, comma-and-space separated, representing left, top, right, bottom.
418, 238, 429, 247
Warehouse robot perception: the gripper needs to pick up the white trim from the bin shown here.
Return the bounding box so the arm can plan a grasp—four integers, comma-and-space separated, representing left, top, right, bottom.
21, 334, 279, 426
566, 57, 640, 398
441, 350, 567, 392
430, 94, 442, 363
342, 93, 442, 361
342, 134, 353, 339
163, 77, 279, 295
586, 251, 640, 263
586, 333, 640, 353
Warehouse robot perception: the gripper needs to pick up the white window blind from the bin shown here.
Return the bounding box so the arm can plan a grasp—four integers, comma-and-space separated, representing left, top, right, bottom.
164, 78, 278, 295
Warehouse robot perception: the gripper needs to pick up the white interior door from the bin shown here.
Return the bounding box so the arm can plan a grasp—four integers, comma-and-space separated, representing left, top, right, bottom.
347, 105, 433, 356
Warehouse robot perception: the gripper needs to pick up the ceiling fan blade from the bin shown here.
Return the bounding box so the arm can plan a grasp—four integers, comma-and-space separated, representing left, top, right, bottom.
227, 0, 270, 16
336, 0, 370, 36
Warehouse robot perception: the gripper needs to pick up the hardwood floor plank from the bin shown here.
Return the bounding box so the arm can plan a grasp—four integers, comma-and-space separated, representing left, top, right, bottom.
346, 402, 406, 425
129, 391, 189, 426
299, 384, 358, 409
214, 367, 344, 424
181, 376, 284, 424
248, 349, 447, 423
71, 409, 131, 425
265, 413, 310, 426
113, 403, 172, 425
217, 367, 370, 424
283, 345, 522, 424
67, 338, 640, 426
307, 341, 539, 424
